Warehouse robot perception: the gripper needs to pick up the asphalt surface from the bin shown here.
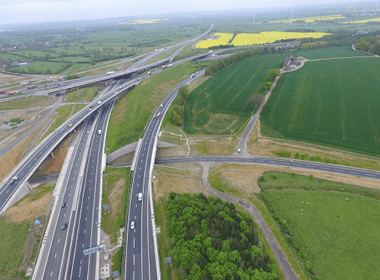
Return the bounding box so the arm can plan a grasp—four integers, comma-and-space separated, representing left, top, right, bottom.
125, 70, 206, 280
34, 113, 98, 280
153, 156, 380, 180
68, 101, 112, 280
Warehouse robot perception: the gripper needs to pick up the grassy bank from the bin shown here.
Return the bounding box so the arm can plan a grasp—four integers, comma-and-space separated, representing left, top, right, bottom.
102, 167, 130, 244
66, 85, 104, 102
0, 96, 49, 110
106, 61, 209, 153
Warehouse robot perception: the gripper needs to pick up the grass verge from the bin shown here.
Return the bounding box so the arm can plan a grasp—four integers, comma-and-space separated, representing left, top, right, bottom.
66, 85, 104, 102
102, 166, 131, 244
0, 96, 49, 110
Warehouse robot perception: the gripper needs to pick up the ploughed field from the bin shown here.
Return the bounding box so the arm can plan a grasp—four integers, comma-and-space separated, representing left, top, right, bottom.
184, 53, 284, 135
261, 55, 380, 156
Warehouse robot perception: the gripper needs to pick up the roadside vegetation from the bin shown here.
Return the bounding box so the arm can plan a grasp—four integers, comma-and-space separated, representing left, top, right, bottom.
0, 96, 50, 110
106, 61, 209, 153
66, 85, 104, 102
173, 45, 206, 62
102, 167, 131, 244
164, 192, 279, 279
0, 182, 54, 279
293, 46, 370, 59
257, 172, 380, 279
42, 104, 85, 140
260, 55, 380, 157
184, 53, 284, 135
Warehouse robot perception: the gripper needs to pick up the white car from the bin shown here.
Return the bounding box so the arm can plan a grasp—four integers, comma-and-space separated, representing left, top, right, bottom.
130, 221, 135, 230
97, 100, 102, 104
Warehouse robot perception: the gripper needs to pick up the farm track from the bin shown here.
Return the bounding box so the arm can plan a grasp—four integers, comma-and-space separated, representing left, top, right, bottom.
288, 69, 308, 132
313, 73, 323, 135
308, 56, 377, 62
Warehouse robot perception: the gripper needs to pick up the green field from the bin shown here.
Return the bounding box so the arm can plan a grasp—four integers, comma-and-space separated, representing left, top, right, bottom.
106, 61, 209, 153
183, 53, 284, 134
66, 85, 103, 102
258, 172, 380, 280
261, 56, 380, 156
294, 46, 371, 59
0, 96, 48, 110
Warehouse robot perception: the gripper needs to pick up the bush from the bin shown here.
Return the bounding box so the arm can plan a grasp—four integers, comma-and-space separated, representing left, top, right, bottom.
270, 173, 278, 179
259, 176, 266, 182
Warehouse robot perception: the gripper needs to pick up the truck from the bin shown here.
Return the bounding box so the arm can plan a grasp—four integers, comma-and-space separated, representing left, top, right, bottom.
8, 92, 19, 96
50, 76, 59, 80
0, 91, 7, 94
26, 85, 37, 89
191, 74, 195, 78
161, 65, 167, 70
147, 71, 151, 75
107, 71, 115, 75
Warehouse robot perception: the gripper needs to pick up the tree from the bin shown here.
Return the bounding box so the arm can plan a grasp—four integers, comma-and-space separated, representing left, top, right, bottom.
249, 94, 264, 109
264, 82, 273, 91
268, 69, 281, 81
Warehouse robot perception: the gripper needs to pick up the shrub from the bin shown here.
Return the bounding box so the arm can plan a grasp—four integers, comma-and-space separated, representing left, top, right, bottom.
271, 173, 278, 179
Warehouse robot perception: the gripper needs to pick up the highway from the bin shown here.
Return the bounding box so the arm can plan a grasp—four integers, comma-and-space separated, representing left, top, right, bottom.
0, 23, 214, 103
125, 70, 206, 280
33, 112, 99, 280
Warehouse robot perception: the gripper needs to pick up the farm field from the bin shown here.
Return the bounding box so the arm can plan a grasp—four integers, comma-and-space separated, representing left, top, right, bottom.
268, 14, 346, 23
342, 16, 380, 23
294, 46, 370, 59
260, 56, 380, 156
258, 172, 380, 280
195, 31, 330, 48
184, 53, 284, 135
195, 33, 233, 48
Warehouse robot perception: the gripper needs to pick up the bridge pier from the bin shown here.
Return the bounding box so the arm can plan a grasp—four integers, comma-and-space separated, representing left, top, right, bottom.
50, 152, 55, 159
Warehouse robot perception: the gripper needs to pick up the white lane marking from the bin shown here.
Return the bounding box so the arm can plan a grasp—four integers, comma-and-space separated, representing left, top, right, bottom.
51, 271, 53, 277
58, 239, 60, 243
133, 238, 135, 248
64, 214, 66, 217
55, 254, 57, 258
79, 266, 82, 277
133, 254, 135, 265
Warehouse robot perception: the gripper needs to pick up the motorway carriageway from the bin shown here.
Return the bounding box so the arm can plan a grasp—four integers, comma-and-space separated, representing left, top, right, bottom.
125, 70, 206, 280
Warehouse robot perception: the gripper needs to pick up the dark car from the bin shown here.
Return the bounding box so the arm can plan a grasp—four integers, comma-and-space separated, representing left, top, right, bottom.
61, 202, 66, 208
61, 223, 68, 230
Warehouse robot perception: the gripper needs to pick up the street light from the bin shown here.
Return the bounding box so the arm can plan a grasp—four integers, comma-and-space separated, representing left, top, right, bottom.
28, 229, 37, 245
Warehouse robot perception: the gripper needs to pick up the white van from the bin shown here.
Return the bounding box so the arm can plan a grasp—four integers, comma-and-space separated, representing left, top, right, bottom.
98, 130, 101, 135
138, 193, 142, 201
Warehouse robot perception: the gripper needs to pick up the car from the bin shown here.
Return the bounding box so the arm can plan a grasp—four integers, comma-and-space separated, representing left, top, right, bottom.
130, 221, 135, 230
10, 176, 18, 184
89, 108, 92, 111
138, 193, 142, 201
97, 100, 102, 105
69, 123, 73, 127
81, 115, 83, 118
137, 78, 140, 81
98, 130, 102, 135
87, 131, 90, 134
61, 202, 66, 208
75, 101, 78, 103
61, 129, 65, 132
80, 100, 84, 103
61, 223, 68, 230
238, 149, 241, 153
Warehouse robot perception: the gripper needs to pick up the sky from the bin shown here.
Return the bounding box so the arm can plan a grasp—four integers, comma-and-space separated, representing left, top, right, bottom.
0, 0, 376, 25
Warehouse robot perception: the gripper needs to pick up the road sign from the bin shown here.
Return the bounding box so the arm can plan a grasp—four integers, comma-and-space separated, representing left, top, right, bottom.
83, 245, 104, 256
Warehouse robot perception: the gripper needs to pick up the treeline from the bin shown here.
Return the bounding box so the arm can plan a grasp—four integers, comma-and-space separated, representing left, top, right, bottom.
301, 41, 329, 50
354, 36, 380, 55
299, 29, 354, 47
167, 86, 189, 126
167, 192, 279, 280
205, 48, 264, 76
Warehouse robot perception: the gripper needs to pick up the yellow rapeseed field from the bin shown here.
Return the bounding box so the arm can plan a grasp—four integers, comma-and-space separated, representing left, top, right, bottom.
269, 14, 346, 23
232, 32, 330, 46
195, 33, 233, 49
118, 19, 170, 25
195, 32, 330, 48
342, 17, 380, 23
